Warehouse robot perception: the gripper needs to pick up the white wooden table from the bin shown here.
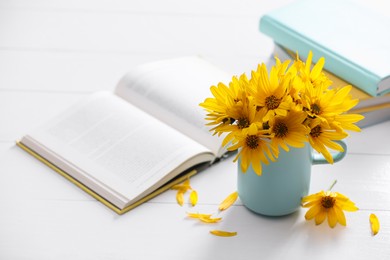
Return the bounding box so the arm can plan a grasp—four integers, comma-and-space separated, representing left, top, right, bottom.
1, 0, 389, 259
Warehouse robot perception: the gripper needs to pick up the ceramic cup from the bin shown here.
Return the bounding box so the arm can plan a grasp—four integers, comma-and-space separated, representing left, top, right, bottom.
237, 141, 347, 216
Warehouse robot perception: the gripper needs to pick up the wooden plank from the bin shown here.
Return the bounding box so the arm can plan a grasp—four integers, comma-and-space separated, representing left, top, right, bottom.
0, 9, 274, 56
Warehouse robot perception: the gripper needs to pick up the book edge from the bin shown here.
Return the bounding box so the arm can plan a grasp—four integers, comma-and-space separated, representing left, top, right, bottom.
259, 15, 381, 96
16, 140, 199, 215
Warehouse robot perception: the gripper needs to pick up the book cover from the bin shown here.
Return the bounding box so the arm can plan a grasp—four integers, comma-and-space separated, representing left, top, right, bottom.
259, 0, 390, 97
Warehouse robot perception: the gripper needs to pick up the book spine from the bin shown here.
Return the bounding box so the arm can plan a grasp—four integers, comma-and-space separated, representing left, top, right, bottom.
259, 15, 380, 97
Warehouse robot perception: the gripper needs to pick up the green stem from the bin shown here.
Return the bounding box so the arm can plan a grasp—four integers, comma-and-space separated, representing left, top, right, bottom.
328, 180, 337, 191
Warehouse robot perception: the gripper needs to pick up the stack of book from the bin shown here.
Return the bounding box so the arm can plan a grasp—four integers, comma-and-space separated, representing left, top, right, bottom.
259, 0, 390, 127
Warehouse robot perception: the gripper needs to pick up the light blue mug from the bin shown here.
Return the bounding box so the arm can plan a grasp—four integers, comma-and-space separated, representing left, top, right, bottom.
237, 141, 347, 216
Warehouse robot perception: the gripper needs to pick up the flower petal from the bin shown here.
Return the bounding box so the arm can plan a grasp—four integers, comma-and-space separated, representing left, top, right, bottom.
219, 191, 238, 211
187, 212, 212, 219
369, 213, 380, 236
334, 205, 347, 226
301, 191, 323, 204
305, 204, 322, 220
327, 207, 338, 228
314, 209, 327, 225
176, 190, 185, 206
171, 178, 191, 191
199, 216, 222, 223
189, 190, 198, 207
210, 230, 237, 237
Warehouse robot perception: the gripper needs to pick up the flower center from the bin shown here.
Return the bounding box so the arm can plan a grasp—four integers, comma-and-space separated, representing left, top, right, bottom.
321, 196, 335, 209
223, 118, 235, 125
245, 135, 259, 149
312, 103, 321, 115
237, 117, 249, 129
265, 95, 281, 110
262, 121, 270, 130
274, 122, 288, 138
310, 125, 322, 138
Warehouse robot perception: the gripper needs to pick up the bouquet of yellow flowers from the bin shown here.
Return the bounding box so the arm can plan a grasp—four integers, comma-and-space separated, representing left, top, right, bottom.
200, 52, 364, 175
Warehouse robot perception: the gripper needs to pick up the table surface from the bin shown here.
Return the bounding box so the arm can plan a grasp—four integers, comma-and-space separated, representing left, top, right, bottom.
1, 0, 389, 259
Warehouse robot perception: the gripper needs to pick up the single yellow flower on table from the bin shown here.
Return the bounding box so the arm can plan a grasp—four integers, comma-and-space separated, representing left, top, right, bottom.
301, 190, 358, 228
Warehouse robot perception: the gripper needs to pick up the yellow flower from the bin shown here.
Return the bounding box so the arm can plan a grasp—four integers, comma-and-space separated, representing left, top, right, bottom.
302, 190, 358, 228
228, 123, 275, 175
249, 63, 292, 122
218, 95, 261, 148
294, 51, 332, 89
199, 74, 249, 136
308, 119, 347, 164
269, 109, 309, 153
302, 84, 361, 127
200, 51, 364, 175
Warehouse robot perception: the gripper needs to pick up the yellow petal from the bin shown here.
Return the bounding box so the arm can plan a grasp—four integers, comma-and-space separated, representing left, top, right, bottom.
314, 210, 326, 225
189, 190, 198, 207
305, 204, 322, 220
369, 213, 380, 236
334, 205, 347, 226
171, 178, 191, 191
219, 191, 238, 211
199, 216, 222, 223
210, 230, 237, 237
187, 212, 212, 219
176, 190, 185, 206
327, 207, 338, 228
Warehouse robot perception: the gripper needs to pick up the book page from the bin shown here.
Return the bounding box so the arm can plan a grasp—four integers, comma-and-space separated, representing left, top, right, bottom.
114, 56, 231, 157
22, 92, 214, 209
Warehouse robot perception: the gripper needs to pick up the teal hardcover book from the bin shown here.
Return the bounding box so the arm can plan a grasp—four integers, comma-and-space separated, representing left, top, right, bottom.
259, 0, 390, 97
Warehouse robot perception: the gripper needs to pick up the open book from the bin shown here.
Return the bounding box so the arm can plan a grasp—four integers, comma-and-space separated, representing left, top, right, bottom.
18, 56, 231, 214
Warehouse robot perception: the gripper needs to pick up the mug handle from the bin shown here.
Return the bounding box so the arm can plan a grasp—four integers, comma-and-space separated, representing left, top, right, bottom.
312, 140, 347, 165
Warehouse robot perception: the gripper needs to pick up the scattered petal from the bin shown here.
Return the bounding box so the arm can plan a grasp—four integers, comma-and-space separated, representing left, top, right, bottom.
189, 190, 198, 207
210, 230, 237, 237
199, 216, 222, 223
176, 190, 185, 206
171, 178, 191, 191
219, 191, 238, 211
187, 212, 212, 219
369, 213, 380, 236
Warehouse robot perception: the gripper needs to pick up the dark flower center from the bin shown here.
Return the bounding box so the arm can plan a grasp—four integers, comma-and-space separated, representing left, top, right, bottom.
262, 121, 270, 130
265, 95, 281, 110
321, 196, 335, 209
310, 125, 322, 138
312, 103, 321, 115
245, 135, 259, 149
274, 122, 288, 138
237, 117, 250, 129
223, 118, 235, 125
